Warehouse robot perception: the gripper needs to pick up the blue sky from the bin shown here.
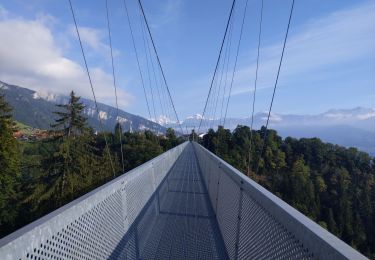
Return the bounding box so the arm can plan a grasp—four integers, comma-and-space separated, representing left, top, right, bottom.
0, 0, 374, 121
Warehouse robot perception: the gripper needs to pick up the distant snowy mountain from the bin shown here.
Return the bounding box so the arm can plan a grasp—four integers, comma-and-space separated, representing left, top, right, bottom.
171, 108, 375, 155
153, 115, 178, 126
0, 81, 166, 133
176, 107, 375, 131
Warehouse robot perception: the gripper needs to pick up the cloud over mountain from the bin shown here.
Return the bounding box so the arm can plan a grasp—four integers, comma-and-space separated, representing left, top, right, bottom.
0, 11, 131, 109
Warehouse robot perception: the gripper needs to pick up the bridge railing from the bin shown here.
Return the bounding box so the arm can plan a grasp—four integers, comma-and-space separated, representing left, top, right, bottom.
192, 142, 367, 260
0, 142, 188, 260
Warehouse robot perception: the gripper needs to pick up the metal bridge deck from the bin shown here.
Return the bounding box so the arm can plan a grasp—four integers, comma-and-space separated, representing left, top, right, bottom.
112, 144, 228, 259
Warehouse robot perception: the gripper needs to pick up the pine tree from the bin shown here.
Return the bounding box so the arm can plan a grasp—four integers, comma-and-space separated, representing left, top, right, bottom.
216, 126, 231, 158
327, 208, 338, 235
189, 129, 198, 142
114, 122, 123, 144
165, 128, 178, 150
0, 93, 20, 227
286, 158, 316, 217
51, 91, 87, 137
27, 91, 96, 207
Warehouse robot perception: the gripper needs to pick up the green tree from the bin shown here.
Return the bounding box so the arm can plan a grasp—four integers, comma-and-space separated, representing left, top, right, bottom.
27, 92, 99, 208
215, 126, 231, 161
0, 94, 21, 229
231, 126, 251, 172
327, 208, 338, 234
287, 158, 315, 216
202, 128, 216, 152
51, 91, 87, 137
161, 128, 178, 151
122, 131, 163, 169
189, 129, 198, 142
114, 122, 123, 144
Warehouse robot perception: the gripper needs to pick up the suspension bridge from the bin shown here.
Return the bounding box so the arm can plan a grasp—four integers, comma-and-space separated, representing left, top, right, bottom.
0, 0, 369, 259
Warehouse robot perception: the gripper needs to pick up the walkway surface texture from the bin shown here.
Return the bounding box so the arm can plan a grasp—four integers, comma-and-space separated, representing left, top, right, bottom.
112, 144, 228, 259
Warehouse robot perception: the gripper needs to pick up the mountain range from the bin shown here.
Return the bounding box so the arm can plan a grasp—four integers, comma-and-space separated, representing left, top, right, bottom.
1, 80, 374, 155
166, 109, 375, 155
0, 81, 166, 133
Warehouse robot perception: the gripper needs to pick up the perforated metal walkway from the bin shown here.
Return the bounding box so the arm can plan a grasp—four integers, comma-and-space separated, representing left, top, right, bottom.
111, 144, 228, 259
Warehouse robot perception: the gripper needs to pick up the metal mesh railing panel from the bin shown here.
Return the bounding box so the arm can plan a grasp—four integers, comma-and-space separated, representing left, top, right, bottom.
125, 167, 155, 224
193, 143, 312, 259
207, 163, 219, 211
21, 191, 124, 260
238, 191, 312, 259
153, 159, 168, 188
216, 172, 241, 259
192, 142, 368, 260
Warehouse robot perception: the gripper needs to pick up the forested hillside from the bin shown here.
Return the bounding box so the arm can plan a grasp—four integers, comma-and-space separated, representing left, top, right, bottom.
199, 126, 375, 258
0, 92, 183, 239
0, 81, 166, 133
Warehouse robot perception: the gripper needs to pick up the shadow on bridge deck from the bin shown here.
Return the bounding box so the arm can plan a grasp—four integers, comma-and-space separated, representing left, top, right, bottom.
110, 144, 228, 260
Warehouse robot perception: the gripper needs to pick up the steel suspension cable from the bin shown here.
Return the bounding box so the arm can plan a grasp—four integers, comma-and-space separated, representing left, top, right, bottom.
156, 57, 175, 128
141, 12, 169, 127
223, 0, 249, 127
205, 67, 216, 130
207, 15, 233, 131
139, 10, 158, 123
68, 0, 116, 177
208, 16, 234, 131
208, 62, 223, 131
151, 57, 174, 130
212, 17, 234, 129
198, 0, 237, 134
255, 0, 295, 175
206, 60, 221, 130
137, 0, 185, 135
219, 17, 235, 126
146, 36, 167, 124
206, 9, 234, 131
122, 0, 152, 120
105, 0, 126, 174
157, 67, 175, 128
247, 0, 264, 174
208, 66, 220, 130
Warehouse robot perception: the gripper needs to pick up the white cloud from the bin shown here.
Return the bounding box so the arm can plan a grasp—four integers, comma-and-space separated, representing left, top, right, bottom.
231, 1, 375, 96
68, 26, 119, 59
150, 0, 183, 28
357, 112, 375, 120
261, 112, 282, 122
78, 26, 104, 50
0, 5, 9, 19
36, 12, 57, 26
0, 16, 131, 108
